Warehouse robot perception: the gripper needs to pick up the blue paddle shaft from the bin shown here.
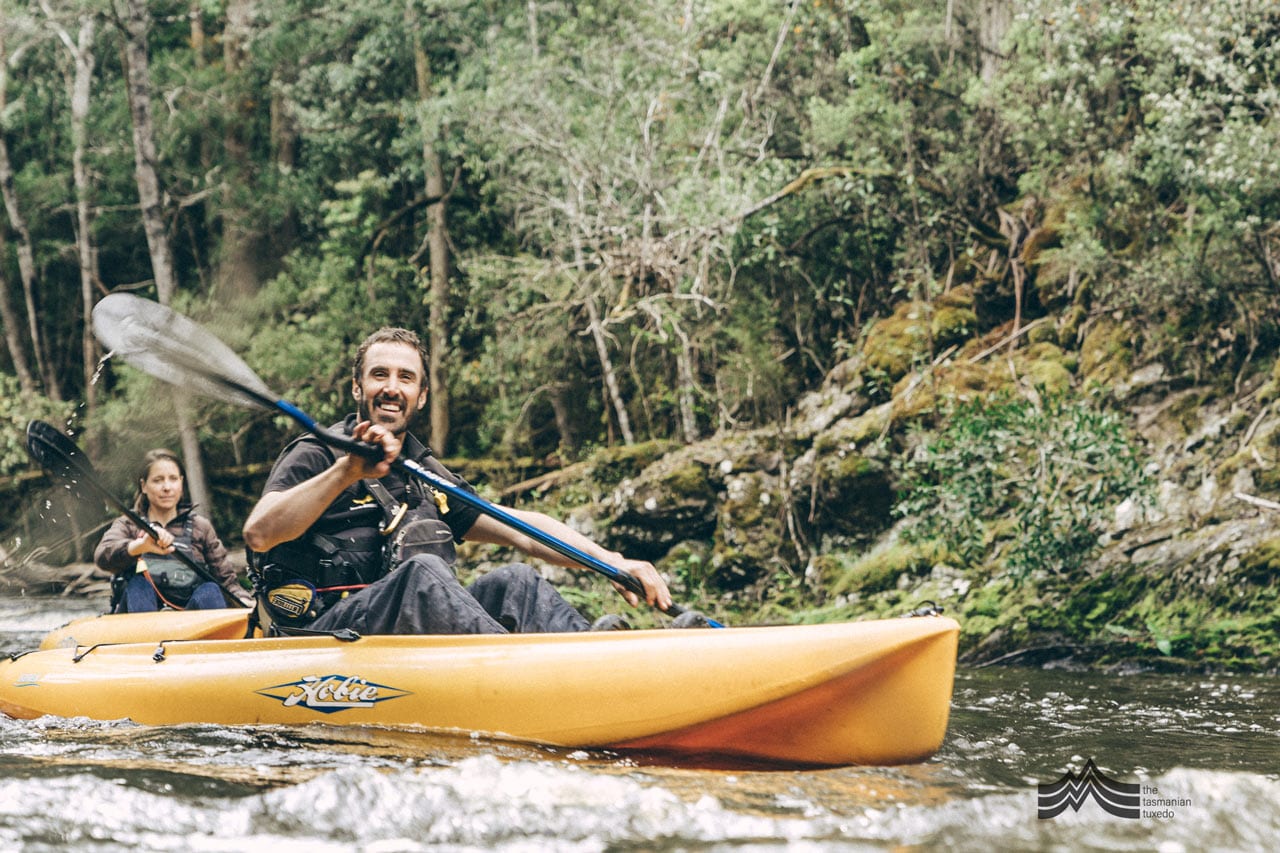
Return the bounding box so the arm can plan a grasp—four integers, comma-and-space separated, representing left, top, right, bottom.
394, 460, 722, 626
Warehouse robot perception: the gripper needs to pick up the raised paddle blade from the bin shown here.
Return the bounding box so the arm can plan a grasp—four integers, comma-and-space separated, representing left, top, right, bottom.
26, 420, 88, 480
92, 293, 276, 411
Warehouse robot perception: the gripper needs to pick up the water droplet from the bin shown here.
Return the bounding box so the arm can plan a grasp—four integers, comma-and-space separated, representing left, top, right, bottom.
91, 352, 115, 385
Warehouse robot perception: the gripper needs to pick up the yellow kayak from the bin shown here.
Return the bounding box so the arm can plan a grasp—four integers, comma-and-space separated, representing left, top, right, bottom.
3, 612, 958, 767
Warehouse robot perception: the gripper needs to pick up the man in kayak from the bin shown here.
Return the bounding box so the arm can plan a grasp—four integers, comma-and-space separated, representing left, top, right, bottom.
242, 327, 673, 635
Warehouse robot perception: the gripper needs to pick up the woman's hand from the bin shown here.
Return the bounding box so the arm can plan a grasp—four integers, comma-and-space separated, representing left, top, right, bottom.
128, 527, 174, 558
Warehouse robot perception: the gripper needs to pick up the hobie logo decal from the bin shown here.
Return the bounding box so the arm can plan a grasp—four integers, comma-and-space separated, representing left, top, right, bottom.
257, 674, 411, 714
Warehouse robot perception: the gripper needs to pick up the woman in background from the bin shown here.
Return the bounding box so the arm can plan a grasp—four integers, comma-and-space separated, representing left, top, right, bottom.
94, 448, 249, 612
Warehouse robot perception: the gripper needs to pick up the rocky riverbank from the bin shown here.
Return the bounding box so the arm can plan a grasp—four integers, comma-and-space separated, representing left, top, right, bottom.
520, 288, 1280, 671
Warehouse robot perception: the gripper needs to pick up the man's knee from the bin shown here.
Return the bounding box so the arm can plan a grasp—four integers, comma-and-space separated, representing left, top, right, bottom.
471, 563, 542, 595
398, 553, 457, 582
484, 562, 538, 584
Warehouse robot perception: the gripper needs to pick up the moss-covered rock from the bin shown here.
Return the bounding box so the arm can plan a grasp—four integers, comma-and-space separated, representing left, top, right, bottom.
1058, 303, 1088, 348
1015, 343, 1076, 393
862, 301, 929, 384
708, 471, 792, 590
942, 520, 1280, 669
1079, 317, 1135, 387
931, 303, 979, 351
655, 539, 714, 592
604, 458, 718, 560
889, 361, 1004, 426
828, 541, 939, 596
812, 403, 893, 454
586, 440, 678, 487
861, 293, 983, 388
501, 281, 1280, 669
807, 451, 893, 541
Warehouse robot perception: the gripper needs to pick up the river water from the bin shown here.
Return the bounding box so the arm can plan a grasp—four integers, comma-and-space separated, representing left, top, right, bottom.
2, 595, 1278, 852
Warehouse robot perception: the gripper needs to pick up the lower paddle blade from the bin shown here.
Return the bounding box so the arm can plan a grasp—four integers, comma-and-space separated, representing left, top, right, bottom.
92, 293, 276, 411
27, 420, 91, 482
26, 420, 97, 502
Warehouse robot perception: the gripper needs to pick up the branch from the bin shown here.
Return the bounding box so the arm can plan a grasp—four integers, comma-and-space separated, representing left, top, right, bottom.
739, 166, 892, 223
1235, 492, 1280, 513
966, 317, 1050, 364
749, 0, 802, 109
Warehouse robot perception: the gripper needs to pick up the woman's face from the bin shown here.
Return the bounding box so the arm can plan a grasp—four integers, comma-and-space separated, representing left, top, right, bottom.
141, 459, 184, 515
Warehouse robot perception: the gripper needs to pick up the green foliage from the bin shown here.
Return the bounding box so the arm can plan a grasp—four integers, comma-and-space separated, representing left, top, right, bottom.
246, 251, 406, 429
894, 392, 1149, 580
988, 0, 1280, 321
0, 377, 73, 477
0, 0, 1277, 506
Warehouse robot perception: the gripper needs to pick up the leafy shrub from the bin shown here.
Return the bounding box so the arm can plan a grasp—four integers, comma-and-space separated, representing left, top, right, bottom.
0, 377, 74, 477
894, 391, 1148, 579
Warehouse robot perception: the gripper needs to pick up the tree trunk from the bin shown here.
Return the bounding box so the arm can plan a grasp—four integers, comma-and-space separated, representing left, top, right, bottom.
673, 326, 699, 444
526, 0, 540, 58
412, 22, 451, 455
43, 8, 100, 421
216, 0, 263, 300
0, 231, 35, 393
120, 3, 176, 303
120, 0, 213, 513
270, 91, 298, 250
73, 21, 99, 421
188, 0, 205, 62
976, 0, 1012, 83
547, 382, 577, 457
585, 297, 634, 445
0, 31, 59, 400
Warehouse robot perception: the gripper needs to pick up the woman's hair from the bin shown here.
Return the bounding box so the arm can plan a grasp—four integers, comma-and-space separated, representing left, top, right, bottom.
133, 448, 188, 513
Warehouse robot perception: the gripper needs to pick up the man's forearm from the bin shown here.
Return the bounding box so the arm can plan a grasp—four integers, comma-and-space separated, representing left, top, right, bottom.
465, 510, 620, 569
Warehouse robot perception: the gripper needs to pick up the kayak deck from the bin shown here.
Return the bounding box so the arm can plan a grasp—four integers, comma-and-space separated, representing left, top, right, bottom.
4, 616, 958, 767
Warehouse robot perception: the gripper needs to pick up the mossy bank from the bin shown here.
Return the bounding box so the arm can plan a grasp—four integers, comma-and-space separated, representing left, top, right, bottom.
499, 278, 1280, 672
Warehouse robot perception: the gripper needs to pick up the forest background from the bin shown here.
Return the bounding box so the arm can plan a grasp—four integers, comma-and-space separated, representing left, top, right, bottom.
2, 0, 1279, 668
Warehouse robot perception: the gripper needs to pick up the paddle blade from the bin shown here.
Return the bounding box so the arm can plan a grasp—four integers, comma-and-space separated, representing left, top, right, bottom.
27, 420, 93, 482
92, 293, 276, 410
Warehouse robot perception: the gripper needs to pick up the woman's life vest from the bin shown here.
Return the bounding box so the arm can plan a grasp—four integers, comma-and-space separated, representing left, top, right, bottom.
135, 516, 205, 607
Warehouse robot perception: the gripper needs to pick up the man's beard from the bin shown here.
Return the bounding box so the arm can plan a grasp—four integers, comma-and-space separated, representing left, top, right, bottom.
357, 391, 415, 434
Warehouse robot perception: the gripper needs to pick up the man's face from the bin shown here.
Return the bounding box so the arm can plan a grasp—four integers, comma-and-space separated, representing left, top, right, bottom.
353, 341, 427, 435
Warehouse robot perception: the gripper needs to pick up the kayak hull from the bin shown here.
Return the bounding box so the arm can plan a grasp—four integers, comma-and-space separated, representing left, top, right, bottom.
38, 609, 255, 648
3, 615, 958, 767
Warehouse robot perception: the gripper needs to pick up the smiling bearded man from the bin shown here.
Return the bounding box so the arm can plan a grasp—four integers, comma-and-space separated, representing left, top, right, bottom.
242, 327, 677, 636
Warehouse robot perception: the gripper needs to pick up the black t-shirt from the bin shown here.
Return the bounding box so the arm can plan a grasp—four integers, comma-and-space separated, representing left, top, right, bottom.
261, 416, 481, 546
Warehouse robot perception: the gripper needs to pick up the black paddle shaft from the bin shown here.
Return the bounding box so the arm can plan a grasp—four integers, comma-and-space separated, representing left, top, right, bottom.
25, 420, 246, 608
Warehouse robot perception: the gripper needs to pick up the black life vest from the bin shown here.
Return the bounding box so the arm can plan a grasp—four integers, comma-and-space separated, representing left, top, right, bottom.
257, 423, 459, 613
136, 516, 205, 607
